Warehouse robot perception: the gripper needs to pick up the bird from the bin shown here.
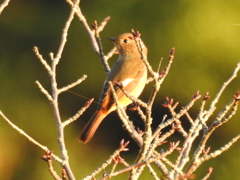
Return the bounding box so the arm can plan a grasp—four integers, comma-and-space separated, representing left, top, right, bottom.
79, 33, 148, 143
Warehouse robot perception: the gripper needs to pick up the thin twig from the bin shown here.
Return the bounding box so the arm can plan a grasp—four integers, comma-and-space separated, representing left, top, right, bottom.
35, 81, 53, 102
93, 19, 111, 74
184, 111, 194, 125
153, 93, 201, 139
97, 16, 111, 33
129, 32, 156, 166
147, 164, 160, 180
201, 134, 240, 162
58, 75, 87, 94
108, 81, 143, 147
186, 134, 240, 176
47, 160, 62, 180
0, 111, 62, 164
162, 158, 184, 176
66, 0, 99, 54
119, 87, 148, 109
201, 167, 213, 180
208, 63, 240, 114
136, 106, 146, 123
83, 140, 129, 180
0, 0, 11, 14
33, 46, 53, 75
54, 0, 77, 64
134, 46, 175, 166
104, 47, 117, 61
100, 141, 180, 180
62, 98, 94, 127
190, 97, 239, 168
47, 1, 81, 179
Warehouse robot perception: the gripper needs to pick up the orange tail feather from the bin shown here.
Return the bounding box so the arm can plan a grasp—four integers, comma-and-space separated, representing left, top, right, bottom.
79, 111, 106, 143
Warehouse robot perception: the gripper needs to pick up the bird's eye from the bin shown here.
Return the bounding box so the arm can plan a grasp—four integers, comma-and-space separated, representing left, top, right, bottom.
123, 39, 129, 43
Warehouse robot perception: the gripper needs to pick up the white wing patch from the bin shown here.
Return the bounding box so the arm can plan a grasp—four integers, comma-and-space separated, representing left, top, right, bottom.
121, 79, 134, 87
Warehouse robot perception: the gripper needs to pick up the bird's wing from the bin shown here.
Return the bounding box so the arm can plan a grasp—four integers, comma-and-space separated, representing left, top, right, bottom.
97, 60, 147, 112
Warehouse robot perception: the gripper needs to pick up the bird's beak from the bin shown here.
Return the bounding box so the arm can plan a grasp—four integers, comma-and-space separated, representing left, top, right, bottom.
107, 37, 116, 42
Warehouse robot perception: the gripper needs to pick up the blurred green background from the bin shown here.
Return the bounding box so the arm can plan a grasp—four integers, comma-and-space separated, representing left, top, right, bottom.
0, 0, 240, 179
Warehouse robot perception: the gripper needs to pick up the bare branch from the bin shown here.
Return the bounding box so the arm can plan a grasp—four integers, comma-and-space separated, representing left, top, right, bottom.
201, 167, 213, 180
0, 111, 62, 164
54, 0, 78, 64
92, 19, 111, 74
147, 164, 160, 180
62, 98, 94, 127
35, 81, 53, 102
58, 75, 87, 94
162, 157, 184, 176
108, 81, 143, 146
201, 134, 240, 162
104, 47, 117, 60
33, 46, 53, 75
208, 63, 240, 113
0, 0, 11, 14
66, 0, 99, 54
100, 141, 180, 180
83, 139, 130, 180
97, 16, 111, 33
117, 85, 148, 109
42, 151, 62, 180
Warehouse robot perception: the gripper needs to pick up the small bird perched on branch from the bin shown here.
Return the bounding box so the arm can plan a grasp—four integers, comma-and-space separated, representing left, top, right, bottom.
79, 32, 148, 143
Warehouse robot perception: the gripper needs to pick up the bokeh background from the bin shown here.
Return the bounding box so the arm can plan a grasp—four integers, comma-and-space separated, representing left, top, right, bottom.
1, 0, 240, 179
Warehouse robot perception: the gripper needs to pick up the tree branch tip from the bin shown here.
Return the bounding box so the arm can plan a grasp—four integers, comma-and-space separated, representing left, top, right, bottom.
170, 47, 175, 55
119, 139, 130, 151
175, 147, 182, 151
175, 140, 180, 146
236, 62, 240, 68
159, 140, 168, 146
162, 96, 174, 107
202, 147, 211, 156
161, 103, 168, 108
192, 90, 201, 99
85, 98, 94, 106
169, 140, 180, 149
41, 150, 53, 161
173, 101, 179, 109
91, 20, 98, 30
104, 16, 111, 22
203, 92, 210, 101
33, 46, 38, 52
49, 52, 54, 60
120, 139, 124, 145
131, 29, 141, 38
208, 167, 213, 173
35, 80, 43, 87
234, 90, 240, 101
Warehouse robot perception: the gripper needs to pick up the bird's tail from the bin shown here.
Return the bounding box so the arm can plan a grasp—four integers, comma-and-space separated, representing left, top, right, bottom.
79, 111, 106, 143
